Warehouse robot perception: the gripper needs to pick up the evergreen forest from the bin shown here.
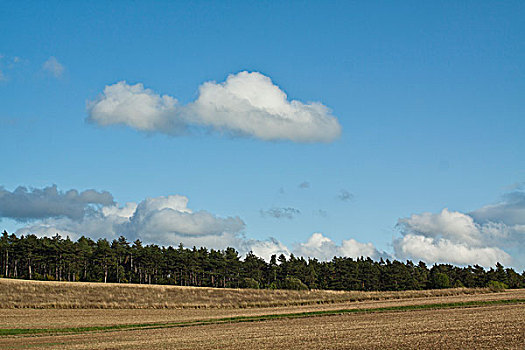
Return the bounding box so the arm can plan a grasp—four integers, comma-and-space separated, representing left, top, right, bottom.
1, 231, 523, 291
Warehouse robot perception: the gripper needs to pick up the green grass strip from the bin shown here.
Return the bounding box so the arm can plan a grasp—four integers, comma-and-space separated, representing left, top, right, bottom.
1, 298, 523, 337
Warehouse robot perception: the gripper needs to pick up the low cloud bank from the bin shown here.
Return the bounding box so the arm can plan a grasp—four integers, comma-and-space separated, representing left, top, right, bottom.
15, 193, 247, 254
7, 186, 380, 262
6, 186, 523, 268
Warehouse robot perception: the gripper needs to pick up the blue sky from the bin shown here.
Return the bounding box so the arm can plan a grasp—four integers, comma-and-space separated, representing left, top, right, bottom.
1, 1, 524, 270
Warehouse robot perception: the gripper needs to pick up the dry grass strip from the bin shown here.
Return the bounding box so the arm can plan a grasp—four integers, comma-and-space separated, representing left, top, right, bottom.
0, 278, 502, 309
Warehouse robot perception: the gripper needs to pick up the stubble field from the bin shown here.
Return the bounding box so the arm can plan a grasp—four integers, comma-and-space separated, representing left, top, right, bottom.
0, 279, 523, 349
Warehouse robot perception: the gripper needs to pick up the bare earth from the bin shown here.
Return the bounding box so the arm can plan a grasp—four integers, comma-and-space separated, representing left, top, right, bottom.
1, 304, 523, 349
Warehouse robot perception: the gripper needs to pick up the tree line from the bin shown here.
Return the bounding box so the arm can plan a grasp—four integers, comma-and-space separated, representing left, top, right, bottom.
1, 231, 523, 290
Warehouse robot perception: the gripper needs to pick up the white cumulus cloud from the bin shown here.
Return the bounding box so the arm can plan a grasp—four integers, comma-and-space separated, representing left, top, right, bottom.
87, 82, 180, 132
394, 194, 525, 268
397, 208, 483, 246
87, 71, 341, 142
394, 234, 511, 267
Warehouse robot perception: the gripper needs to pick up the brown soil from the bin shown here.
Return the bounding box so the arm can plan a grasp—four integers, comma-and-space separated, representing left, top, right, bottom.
1, 304, 523, 349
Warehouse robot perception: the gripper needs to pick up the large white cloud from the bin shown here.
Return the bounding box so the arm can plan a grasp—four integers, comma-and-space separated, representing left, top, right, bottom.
127, 195, 245, 245
87, 72, 341, 142
395, 191, 525, 268
394, 234, 512, 267
294, 232, 383, 261
397, 209, 483, 246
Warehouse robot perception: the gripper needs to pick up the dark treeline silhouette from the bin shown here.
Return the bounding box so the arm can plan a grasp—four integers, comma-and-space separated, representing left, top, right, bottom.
1, 231, 524, 290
